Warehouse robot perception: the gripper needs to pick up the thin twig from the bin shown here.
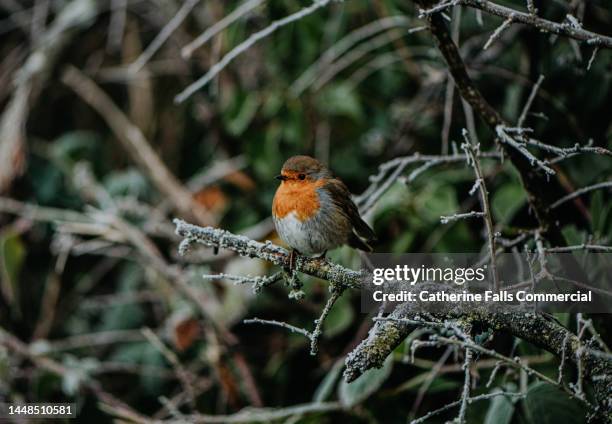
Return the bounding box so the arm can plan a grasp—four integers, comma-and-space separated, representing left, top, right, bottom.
129, 0, 200, 73
61, 66, 214, 226
587, 47, 599, 70
462, 133, 499, 291
310, 286, 344, 355
456, 348, 473, 423
545, 244, 612, 253
106, 0, 127, 52
181, 0, 265, 59
291, 15, 412, 96
180, 401, 342, 423
517, 74, 544, 128
410, 391, 523, 424
550, 181, 612, 209
0, 328, 152, 423
243, 317, 312, 338
141, 328, 196, 407
526, 0, 537, 15
175, 0, 335, 103
496, 125, 555, 175
440, 211, 484, 224
420, 0, 612, 48
483, 15, 514, 50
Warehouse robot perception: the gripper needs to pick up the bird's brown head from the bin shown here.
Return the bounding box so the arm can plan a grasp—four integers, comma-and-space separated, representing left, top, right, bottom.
275, 155, 332, 183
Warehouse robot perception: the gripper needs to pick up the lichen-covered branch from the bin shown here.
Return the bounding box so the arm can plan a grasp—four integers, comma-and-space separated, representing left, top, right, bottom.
420, 0, 612, 49
344, 303, 612, 419
173, 219, 362, 289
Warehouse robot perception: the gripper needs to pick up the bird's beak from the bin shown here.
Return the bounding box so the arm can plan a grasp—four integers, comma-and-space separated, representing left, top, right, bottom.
275, 175, 286, 181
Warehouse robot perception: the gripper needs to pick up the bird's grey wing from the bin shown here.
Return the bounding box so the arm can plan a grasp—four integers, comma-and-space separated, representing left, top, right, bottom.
322, 179, 377, 243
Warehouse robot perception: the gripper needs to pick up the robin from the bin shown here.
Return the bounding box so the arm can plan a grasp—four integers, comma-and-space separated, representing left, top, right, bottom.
272, 155, 376, 268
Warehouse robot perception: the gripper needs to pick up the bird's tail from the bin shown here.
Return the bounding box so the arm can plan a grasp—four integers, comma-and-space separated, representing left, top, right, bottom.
348, 231, 374, 252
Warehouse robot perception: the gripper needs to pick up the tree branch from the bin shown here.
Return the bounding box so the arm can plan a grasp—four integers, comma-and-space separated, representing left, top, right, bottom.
61, 66, 214, 226
344, 303, 612, 419
420, 0, 612, 49
414, 0, 586, 245
173, 219, 362, 289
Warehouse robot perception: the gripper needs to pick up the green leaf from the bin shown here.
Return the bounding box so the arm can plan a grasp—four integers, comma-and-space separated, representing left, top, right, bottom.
0, 232, 25, 304
315, 83, 363, 120
484, 388, 515, 424
392, 373, 459, 394
338, 354, 393, 407
522, 382, 586, 424
391, 231, 415, 254
415, 183, 458, 223
224, 93, 260, 136
96, 263, 145, 331
492, 183, 527, 224
51, 131, 101, 166
322, 294, 354, 337
104, 168, 149, 199
313, 359, 344, 403
590, 191, 612, 237
110, 342, 165, 395
561, 226, 584, 247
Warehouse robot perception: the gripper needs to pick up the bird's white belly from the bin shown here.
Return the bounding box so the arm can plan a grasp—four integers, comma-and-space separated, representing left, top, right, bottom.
273, 211, 339, 255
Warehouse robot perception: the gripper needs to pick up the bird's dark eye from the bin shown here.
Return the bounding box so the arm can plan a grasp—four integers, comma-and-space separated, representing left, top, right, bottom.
298, 174, 306, 180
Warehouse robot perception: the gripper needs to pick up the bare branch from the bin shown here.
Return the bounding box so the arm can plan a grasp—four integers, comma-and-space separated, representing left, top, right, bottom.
129, 0, 200, 73
344, 304, 612, 417
106, 0, 127, 52
545, 244, 612, 253
141, 328, 196, 407
177, 401, 342, 423
526, 138, 612, 159
243, 317, 312, 338
462, 133, 499, 291
312, 26, 426, 91
421, 0, 612, 49
410, 391, 523, 424
440, 210, 484, 224
587, 47, 599, 71
517, 74, 544, 128
550, 181, 612, 210
525, 0, 537, 15
0, 327, 152, 423
175, 0, 335, 103
291, 16, 415, 95
357, 151, 501, 213
61, 66, 214, 226
0, 0, 97, 193
456, 348, 473, 423
483, 15, 514, 50
496, 125, 555, 175
414, 0, 580, 247
182, 0, 265, 59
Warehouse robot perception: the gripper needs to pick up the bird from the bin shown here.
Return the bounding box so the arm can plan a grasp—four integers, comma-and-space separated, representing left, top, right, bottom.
272, 155, 376, 268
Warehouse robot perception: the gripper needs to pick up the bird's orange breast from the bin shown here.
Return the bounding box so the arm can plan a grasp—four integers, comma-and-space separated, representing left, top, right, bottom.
272, 179, 326, 221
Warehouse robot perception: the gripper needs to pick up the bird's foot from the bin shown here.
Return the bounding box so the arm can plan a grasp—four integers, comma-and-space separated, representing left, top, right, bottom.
289, 249, 298, 271
314, 250, 327, 260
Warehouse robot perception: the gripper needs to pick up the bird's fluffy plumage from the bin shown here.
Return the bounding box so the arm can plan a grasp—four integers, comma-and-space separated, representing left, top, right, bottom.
272, 155, 376, 255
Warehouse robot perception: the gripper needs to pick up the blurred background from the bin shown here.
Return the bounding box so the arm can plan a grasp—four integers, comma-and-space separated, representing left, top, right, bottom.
0, 0, 611, 422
